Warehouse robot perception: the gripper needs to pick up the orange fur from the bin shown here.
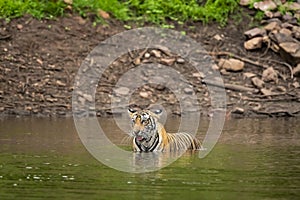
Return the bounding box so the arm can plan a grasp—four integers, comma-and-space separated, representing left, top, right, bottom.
129, 109, 202, 152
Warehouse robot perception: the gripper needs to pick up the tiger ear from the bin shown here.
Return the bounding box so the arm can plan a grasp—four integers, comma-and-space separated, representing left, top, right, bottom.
128, 108, 137, 118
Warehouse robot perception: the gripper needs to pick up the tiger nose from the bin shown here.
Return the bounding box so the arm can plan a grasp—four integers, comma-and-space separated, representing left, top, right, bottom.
133, 130, 141, 136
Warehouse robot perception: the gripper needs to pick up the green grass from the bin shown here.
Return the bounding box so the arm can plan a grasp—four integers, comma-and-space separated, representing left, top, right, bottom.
0, 0, 240, 26
126, 0, 239, 25
0, 0, 66, 19
0, 0, 130, 20
72, 0, 130, 20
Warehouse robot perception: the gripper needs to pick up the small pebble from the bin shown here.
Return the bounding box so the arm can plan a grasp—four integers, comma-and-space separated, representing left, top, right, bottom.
139, 91, 149, 98
184, 87, 194, 94
176, 57, 185, 63
17, 24, 23, 30
232, 107, 244, 114
144, 52, 151, 58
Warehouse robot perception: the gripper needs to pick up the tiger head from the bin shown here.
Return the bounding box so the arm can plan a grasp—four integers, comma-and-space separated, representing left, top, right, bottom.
128, 108, 162, 144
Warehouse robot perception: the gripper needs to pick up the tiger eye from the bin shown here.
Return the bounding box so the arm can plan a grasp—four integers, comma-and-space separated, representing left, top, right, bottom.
142, 120, 149, 125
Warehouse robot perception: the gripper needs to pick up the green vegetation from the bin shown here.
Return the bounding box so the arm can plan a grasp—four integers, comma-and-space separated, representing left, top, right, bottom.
253, 10, 264, 21
0, 0, 66, 19
0, 0, 240, 26
126, 0, 239, 25
0, 0, 129, 20
72, 0, 130, 20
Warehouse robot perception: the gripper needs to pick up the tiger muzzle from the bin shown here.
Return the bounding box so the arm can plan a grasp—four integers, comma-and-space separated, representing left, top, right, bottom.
133, 130, 144, 141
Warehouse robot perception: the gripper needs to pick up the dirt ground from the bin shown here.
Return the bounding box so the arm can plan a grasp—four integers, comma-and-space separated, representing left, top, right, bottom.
0, 10, 299, 118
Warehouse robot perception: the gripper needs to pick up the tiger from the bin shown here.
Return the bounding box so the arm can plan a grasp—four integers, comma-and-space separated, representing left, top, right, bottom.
128, 108, 202, 152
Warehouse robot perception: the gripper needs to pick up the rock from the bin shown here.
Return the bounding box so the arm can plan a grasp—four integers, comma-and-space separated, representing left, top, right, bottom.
260, 88, 273, 96
64, 0, 73, 4
160, 57, 175, 66
74, 16, 86, 25
270, 32, 295, 44
262, 67, 278, 83
114, 87, 130, 96
272, 11, 282, 18
264, 21, 281, 31
282, 13, 294, 22
183, 87, 194, 94
144, 52, 151, 58
17, 24, 23, 30
65, 5, 72, 11
279, 28, 292, 37
292, 63, 300, 76
213, 34, 223, 41
192, 72, 205, 78
139, 91, 150, 98
220, 68, 230, 75
281, 22, 294, 29
151, 50, 162, 58
279, 42, 300, 54
36, 58, 43, 65
273, 86, 286, 93
83, 94, 93, 102
239, 0, 251, 6
292, 26, 300, 39
244, 28, 266, 38
292, 81, 300, 88
56, 80, 66, 87
218, 58, 245, 72
176, 57, 185, 63
254, 0, 277, 11
278, 40, 300, 65
264, 10, 274, 18
262, 35, 270, 43
25, 106, 32, 111
232, 107, 244, 114
46, 97, 58, 103
98, 9, 110, 19
243, 72, 256, 78
244, 37, 264, 50
251, 77, 265, 88
133, 57, 141, 65
76, 91, 83, 96
283, 2, 300, 11
211, 64, 219, 71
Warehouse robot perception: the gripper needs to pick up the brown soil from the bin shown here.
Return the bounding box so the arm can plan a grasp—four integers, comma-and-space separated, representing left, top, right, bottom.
0, 12, 299, 118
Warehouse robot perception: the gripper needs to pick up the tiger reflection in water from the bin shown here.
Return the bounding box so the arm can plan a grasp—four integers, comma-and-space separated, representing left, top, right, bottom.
128, 108, 202, 152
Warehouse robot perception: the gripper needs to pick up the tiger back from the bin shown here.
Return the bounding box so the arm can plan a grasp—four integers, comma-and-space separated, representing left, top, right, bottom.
128, 108, 202, 152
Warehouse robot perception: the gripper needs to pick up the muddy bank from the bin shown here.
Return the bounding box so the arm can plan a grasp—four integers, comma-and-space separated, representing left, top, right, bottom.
0, 12, 299, 118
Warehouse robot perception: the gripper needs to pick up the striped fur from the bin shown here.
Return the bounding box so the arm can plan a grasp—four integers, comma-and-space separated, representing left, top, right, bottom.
128, 109, 202, 152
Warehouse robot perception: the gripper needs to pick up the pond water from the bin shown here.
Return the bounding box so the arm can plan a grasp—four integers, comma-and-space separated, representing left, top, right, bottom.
0, 117, 299, 199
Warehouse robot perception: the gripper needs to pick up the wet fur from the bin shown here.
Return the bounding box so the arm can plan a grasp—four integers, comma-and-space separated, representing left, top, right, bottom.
128, 109, 202, 152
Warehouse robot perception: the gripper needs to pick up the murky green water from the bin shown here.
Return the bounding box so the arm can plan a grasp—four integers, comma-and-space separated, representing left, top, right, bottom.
0, 117, 299, 199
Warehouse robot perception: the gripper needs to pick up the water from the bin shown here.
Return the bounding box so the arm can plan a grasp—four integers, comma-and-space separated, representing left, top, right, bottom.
0, 117, 299, 199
